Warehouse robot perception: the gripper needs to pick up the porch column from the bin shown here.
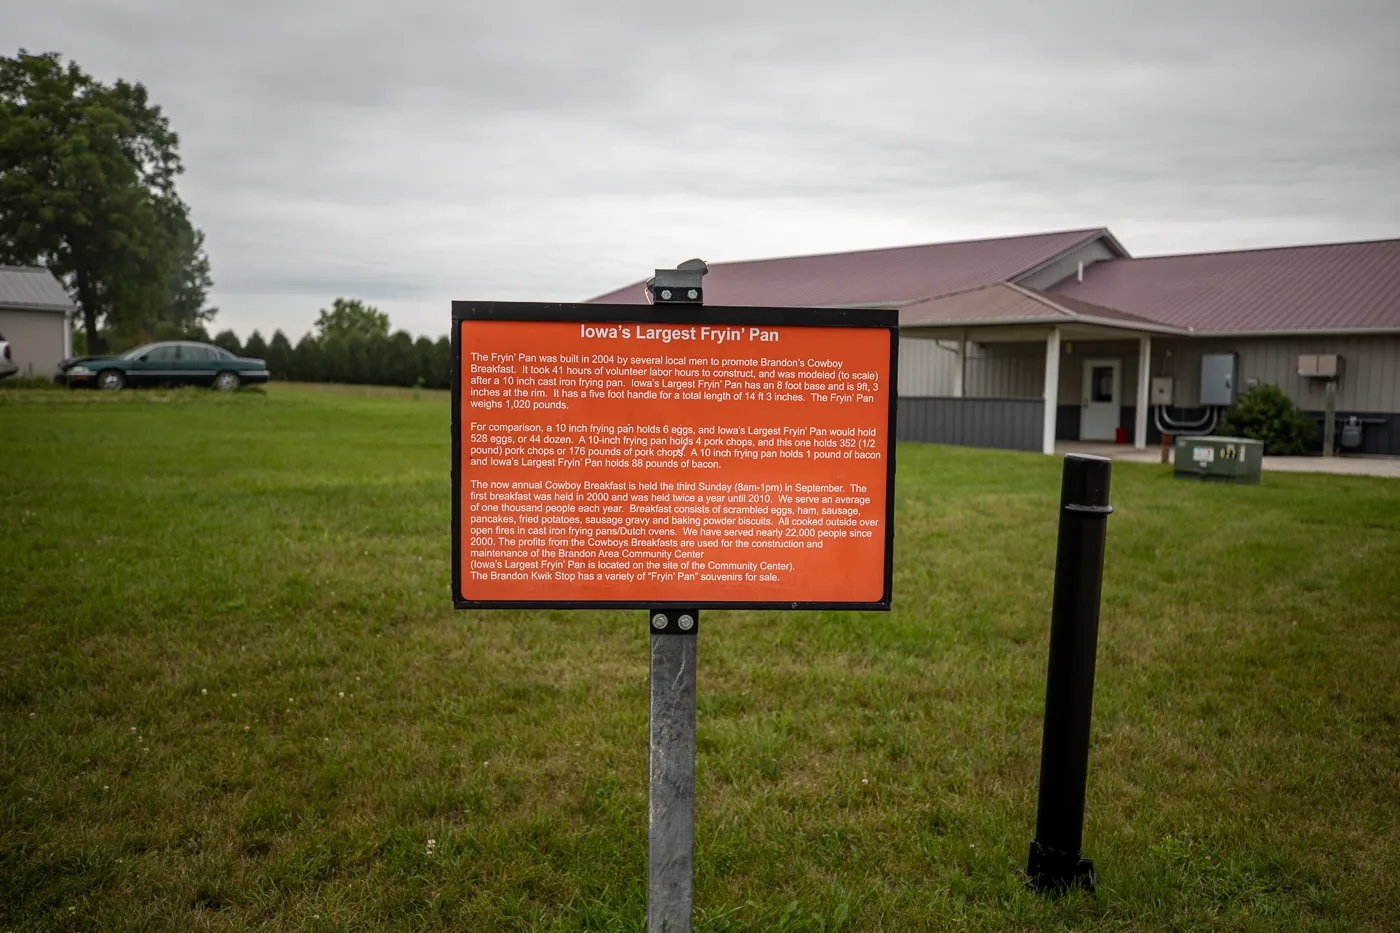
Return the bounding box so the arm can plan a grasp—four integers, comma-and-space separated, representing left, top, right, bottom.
64, 310, 73, 359
952, 330, 966, 398
1042, 326, 1061, 455
1134, 335, 1152, 449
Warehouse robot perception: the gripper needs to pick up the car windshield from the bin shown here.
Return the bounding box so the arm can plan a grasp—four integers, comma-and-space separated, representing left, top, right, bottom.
120, 344, 157, 360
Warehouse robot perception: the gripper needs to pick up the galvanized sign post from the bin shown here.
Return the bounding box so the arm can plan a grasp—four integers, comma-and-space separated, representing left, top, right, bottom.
642, 265, 706, 933
647, 609, 698, 931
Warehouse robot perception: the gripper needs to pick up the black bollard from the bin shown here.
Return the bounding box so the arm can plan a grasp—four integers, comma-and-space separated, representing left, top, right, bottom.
1028, 454, 1113, 893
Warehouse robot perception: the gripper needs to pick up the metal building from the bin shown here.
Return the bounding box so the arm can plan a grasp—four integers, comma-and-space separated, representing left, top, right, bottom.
0, 266, 76, 380
590, 231, 1400, 456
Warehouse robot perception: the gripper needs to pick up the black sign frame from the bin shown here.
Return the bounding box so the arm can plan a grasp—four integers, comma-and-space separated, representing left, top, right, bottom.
451, 301, 898, 611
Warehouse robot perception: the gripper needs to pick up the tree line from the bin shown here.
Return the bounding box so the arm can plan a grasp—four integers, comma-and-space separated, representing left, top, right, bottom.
212, 298, 453, 389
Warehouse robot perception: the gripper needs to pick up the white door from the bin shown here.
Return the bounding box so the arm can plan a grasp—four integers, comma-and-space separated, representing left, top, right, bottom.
1080, 359, 1121, 441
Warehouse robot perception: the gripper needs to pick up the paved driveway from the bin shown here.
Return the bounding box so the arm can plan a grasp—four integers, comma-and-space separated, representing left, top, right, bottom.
1055, 442, 1400, 479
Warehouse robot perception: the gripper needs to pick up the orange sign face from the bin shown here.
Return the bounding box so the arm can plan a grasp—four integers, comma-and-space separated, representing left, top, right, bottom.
452, 304, 896, 609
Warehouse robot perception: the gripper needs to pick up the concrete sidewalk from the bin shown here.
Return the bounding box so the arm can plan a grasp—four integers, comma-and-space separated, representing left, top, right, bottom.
1055, 441, 1400, 479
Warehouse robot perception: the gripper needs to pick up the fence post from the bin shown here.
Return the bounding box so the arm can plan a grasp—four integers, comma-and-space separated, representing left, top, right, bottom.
1028, 453, 1113, 893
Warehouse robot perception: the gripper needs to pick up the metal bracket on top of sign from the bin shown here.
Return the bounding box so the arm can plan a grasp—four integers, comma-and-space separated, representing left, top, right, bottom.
646, 257, 708, 306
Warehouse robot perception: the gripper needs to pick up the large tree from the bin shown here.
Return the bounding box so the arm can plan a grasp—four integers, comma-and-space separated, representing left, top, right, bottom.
314, 298, 390, 344
243, 330, 268, 362
0, 50, 211, 351
265, 330, 293, 379
116, 221, 215, 345
151, 222, 215, 338
211, 329, 242, 357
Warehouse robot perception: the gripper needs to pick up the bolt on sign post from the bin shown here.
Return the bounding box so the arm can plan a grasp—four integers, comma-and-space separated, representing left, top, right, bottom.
1027, 453, 1113, 894
451, 271, 897, 932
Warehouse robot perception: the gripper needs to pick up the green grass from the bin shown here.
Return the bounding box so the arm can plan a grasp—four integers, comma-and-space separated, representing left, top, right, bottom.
2, 382, 1398, 931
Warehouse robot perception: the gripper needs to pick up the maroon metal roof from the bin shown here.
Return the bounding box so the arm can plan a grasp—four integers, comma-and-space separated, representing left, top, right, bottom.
1029, 288, 1175, 328
897, 284, 1055, 326
588, 228, 1114, 307
1052, 238, 1400, 333
898, 283, 1176, 330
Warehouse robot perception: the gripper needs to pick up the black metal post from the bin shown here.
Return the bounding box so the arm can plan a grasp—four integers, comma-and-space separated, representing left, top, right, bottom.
1028, 453, 1113, 893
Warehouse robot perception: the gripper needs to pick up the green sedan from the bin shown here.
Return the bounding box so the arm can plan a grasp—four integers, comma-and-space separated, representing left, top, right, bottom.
60, 341, 270, 391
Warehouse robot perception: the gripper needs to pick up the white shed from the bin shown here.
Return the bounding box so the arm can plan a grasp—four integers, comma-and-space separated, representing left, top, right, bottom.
0, 266, 75, 379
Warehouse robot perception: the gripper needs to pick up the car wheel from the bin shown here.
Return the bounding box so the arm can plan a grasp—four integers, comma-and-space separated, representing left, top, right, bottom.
96, 370, 125, 391
213, 371, 241, 392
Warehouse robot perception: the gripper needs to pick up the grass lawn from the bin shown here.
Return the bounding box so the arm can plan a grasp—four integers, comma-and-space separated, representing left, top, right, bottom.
2, 382, 1398, 932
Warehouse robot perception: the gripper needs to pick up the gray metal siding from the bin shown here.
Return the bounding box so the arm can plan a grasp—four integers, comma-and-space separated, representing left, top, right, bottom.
896, 397, 1044, 451
903, 334, 1154, 407
1152, 335, 1400, 412
897, 337, 957, 396
1014, 238, 1118, 291
965, 341, 1044, 398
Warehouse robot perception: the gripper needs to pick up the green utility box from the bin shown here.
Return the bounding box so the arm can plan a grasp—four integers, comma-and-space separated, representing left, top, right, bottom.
1173, 435, 1264, 484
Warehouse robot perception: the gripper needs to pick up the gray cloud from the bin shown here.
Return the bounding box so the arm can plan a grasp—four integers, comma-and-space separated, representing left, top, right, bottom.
10, 0, 1400, 338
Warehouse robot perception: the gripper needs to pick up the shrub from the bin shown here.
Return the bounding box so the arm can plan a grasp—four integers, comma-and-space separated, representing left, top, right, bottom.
1217, 383, 1316, 454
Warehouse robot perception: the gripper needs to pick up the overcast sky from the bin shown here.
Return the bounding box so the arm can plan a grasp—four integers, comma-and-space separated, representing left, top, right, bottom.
12, 1, 1400, 340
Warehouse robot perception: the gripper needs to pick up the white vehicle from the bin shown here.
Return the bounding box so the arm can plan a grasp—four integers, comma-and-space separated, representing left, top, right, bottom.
0, 332, 17, 380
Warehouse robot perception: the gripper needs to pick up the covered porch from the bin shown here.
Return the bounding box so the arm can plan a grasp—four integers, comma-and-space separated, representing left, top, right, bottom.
895, 284, 1189, 454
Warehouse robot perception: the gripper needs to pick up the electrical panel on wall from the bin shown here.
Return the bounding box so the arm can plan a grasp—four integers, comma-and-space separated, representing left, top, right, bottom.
1298, 354, 1341, 378
1200, 354, 1238, 406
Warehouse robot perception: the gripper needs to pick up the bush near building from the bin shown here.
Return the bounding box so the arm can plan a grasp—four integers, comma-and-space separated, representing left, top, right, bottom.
1218, 383, 1318, 455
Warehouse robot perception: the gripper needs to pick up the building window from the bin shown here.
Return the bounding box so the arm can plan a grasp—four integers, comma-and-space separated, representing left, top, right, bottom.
1091, 366, 1114, 402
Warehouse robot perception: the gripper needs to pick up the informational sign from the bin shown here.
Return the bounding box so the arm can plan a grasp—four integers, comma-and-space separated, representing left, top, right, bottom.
452, 303, 897, 609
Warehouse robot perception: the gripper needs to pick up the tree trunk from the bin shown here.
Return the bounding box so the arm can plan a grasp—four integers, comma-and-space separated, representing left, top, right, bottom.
74, 268, 104, 353
82, 305, 102, 353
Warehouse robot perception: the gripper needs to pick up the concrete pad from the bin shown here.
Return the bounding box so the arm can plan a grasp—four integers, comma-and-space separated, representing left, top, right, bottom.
1054, 441, 1400, 479
1258, 455, 1400, 478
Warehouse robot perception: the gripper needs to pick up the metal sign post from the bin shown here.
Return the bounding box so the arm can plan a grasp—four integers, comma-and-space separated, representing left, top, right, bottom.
644, 265, 706, 933
647, 609, 698, 932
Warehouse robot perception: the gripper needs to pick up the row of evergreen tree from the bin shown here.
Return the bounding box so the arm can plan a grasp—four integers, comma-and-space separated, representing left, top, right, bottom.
206, 298, 453, 389
209, 328, 453, 389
